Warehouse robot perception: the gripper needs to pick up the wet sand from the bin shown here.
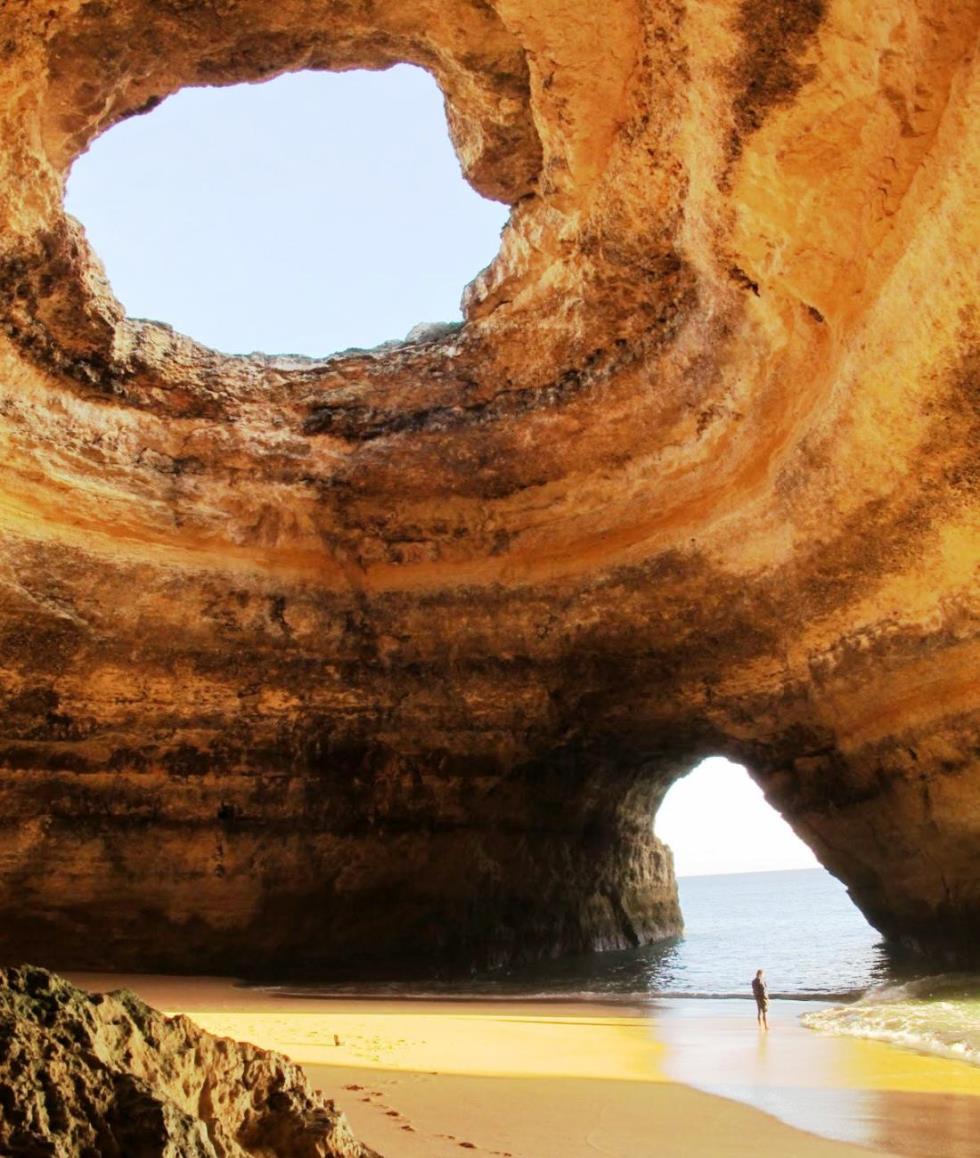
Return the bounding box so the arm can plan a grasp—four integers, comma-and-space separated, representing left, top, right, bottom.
66, 974, 980, 1157
658, 998, 980, 1158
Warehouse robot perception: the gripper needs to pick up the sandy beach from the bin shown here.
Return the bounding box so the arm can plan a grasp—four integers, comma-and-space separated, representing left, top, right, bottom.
63, 973, 980, 1158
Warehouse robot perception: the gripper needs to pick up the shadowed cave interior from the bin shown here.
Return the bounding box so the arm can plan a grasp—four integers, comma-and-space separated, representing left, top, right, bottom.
0, 0, 977, 982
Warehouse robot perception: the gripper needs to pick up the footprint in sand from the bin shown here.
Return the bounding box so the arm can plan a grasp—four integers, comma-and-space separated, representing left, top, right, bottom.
401, 1124, 415, 1132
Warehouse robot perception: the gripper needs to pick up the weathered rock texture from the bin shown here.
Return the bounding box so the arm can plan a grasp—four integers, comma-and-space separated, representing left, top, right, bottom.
0, 0, 977, 971
0, 965, 375, 1156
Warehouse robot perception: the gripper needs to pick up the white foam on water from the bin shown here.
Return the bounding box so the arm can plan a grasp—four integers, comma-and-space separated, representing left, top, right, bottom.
801, 973, 980, 1067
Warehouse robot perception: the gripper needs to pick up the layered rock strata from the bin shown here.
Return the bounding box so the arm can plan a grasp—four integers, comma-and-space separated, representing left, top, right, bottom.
0, 0, 977, 972
0, 965, 374, 1157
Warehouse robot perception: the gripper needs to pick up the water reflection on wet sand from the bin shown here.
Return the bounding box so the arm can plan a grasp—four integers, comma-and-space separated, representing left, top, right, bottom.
655, 999, 980, 1158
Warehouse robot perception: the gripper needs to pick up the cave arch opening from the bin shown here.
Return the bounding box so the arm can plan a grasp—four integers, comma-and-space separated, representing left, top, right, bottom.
63, 65, 511, 357
655, 755, 819, 879
645, 756, 888, 997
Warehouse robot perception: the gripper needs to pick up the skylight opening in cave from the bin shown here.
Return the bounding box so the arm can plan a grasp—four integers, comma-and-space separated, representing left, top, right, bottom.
64, 66, 510, 357
655, 755, 820, 877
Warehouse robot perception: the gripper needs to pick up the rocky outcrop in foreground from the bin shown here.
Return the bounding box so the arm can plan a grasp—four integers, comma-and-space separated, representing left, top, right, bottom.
0, 966, 375, 1158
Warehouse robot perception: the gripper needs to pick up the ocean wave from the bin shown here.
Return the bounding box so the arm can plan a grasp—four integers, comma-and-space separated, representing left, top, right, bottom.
800, 973, 980, 1067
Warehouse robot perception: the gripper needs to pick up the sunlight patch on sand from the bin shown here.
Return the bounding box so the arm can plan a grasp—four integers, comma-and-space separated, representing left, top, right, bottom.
167, 1007, 668, 1082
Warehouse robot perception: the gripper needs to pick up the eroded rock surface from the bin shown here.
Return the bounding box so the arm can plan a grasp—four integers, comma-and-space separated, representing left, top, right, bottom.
0, 965, 375, 1157
0, 0, 977, 971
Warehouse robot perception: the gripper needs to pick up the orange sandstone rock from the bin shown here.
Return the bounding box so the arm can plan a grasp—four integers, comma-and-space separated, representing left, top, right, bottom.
0, 0, 977, 971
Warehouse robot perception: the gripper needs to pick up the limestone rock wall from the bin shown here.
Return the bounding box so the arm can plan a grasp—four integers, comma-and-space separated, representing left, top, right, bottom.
0, 965, 375, 1156
0, 0, 977, 971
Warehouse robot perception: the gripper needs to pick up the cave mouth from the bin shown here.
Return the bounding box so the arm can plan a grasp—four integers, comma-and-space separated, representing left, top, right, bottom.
655, 755, 820, 878
63, 65, 511, 358
644, 756, 890, 998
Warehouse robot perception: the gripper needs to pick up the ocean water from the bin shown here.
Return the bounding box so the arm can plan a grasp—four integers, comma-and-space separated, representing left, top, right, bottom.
269, 868, 980, 1067
800, 975, 980, 1068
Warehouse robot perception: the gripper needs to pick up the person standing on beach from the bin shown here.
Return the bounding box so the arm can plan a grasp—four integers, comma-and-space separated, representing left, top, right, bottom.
752, 969, 769, 1029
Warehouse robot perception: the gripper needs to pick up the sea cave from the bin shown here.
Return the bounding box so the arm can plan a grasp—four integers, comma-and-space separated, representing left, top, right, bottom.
0, 0, 977, 1029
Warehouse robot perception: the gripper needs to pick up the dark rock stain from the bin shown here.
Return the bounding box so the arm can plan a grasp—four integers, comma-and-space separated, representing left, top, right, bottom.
728, 0, 826, 163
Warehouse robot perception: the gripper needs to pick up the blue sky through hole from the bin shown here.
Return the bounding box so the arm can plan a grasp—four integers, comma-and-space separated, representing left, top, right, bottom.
68, 71, 825, 880
65, 66, 510, 356
656, 756, 820, 877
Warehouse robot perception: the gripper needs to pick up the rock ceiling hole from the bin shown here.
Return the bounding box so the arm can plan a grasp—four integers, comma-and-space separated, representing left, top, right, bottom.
655, 756, 821, 878
64, 66, 510, 357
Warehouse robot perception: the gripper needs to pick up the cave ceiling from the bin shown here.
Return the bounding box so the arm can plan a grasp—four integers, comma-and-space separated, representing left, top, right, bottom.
0, 0, 977, 972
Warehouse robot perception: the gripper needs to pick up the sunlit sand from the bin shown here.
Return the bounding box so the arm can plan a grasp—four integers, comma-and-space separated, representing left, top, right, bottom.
66, 974, 979, 1158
